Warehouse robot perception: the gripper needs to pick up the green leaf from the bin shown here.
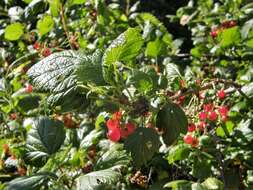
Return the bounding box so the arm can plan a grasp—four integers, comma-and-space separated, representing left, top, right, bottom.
36, 15, 54, 36
219, 27, 241, 48
15, 94, 41, 113
69, 0, 86, 5
102, 28, 144, 84
201, 178, 224, 190
95, 144, 130, 170
4, 23, 24, 41
27, 50, 91, 109
25, 116, 65, 162
124, 127, 160, 167
129, 70, 153, 93
80, 129, 103, 149
146, 38, 164, 57
241, 82, 253, 98
167, 144, 191, 164
164, 180, 192, 189
47, 0, 61, 17
192, 156, 212, 180
75, 50, 105, 86
164, 61, 182, 80
156, 102, 188, 145
5, 173, 51, 190
76, 167, 121, 190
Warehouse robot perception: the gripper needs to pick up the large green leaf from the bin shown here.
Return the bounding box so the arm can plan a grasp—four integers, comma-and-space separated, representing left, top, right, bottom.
27, 50, 96, 108
4, 23, 24, 41
76, 167, 121, 190
102, 28, 144, 84
124, 127, 160, 167
25, 116, 65, 162
129, 69, 153, 93
5, 173, 52, 190
156, 102, 188, 145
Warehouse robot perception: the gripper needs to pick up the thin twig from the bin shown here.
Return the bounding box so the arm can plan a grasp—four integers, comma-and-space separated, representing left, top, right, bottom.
60, 4, 74, 50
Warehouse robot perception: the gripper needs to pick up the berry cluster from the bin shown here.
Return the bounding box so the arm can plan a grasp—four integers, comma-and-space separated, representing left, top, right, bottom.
210, 20, 237, 38
106, 111, 136, 142
33, 41, 51, 57
183, 89, 229, 147
129, 170, 148, 188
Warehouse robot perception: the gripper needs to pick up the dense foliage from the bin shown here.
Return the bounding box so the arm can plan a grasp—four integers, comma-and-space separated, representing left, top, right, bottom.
0, 0, 253, 189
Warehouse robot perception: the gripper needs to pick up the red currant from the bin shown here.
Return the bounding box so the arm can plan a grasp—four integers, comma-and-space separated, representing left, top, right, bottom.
33, 41, 40, 50
188, 123, 196, 132
199, 111, 207, 120
198, 121, 207, 131
208, 111, 218, 121
126, 122, 136, 135
42, 48, 51, 57
210, 29, 218, 38
203, 103, 213, 112
25, 83, 33, 93
184, 135, 193, 144
106, 119, 120, 130
217, 90, 226, 100
218, 106, 229, 116
120, 128, 129, 139
112, 111, 122, 120
107, 128, 121, 142
191, 137, 199, 147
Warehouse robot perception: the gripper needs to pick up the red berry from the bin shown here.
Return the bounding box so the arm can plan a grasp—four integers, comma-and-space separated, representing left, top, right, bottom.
25, 83, 33, 93
184, 135, 193, 144
178, 95, 185, 105
199, 111, 207, 120
221, 115, 228, 122
199, 91, 206, 99
188, 123, 196, 132
208, 111, 218, 121
229, 20, 237, 27
10, 113, 17, 120
120, 128, 129, 139
191, 137, 199, 147
210, 29, 218, 38
33, 42, 40, 50
112, 111, 122, 120
126, 122, 136, 135
218, 106, 229, 116
42, 48, 51, 57
217, 90, 226, 100
107, 128, 121, 142
198, 121, 207, 131
203, 103, 213, 112
106, 119, 120, 130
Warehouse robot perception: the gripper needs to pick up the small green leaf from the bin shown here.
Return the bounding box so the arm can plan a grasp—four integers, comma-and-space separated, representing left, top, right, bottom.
164, 180, 192, 189
167, 144, 191, 164
129, 70, 153, 93
124, 127, 160, 167
4, 23, 24, 41
145, 38, 164, 57
36, 15, 54, 36
201, 178, 224, 190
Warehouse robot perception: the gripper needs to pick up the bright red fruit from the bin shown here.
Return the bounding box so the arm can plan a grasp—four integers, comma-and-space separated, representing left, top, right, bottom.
210, 29, 218, 38
203, 103, 213, 112
42, 48, 51, 57
221, 115, 228, 122
198, 121, 207, 131
126, 122, 136, 134
106, 119, 120, 130
184, 135, 193, 144
25, 83, 33, 93
208, 111, 218, 121
199, 111, 207, 120
191, 137, 199, 147
218, 106, 229, 116
217, 90, 226, 100
10, 113, 17, 120
120, 128, 129, 139
112, 111, 122, 120
33, 42, 40, 50
188, 123, 196, 132
107, 128, 121, 142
